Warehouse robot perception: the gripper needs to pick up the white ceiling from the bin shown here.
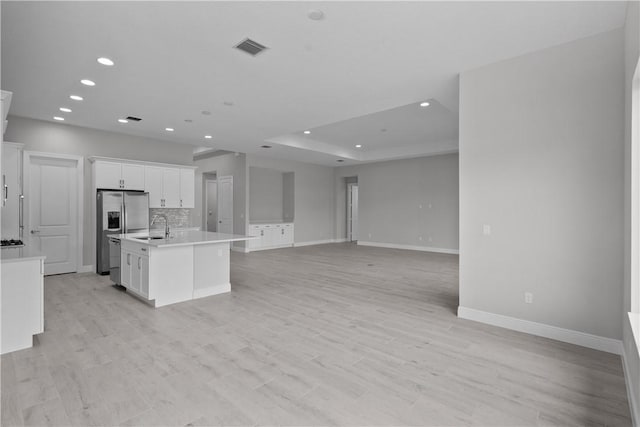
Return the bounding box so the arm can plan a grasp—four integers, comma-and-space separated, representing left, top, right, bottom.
1, 1, 627, 166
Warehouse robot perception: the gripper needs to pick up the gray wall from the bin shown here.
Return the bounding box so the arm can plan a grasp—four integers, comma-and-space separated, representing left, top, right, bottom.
194, 152, 247, 248
4, 115, 194, 267
335, 153, 459, 251
623, 0, 640, 422
283, 172, 295, 222
247, 154, 335, 244
459, 30, 624, 339
249, 166, 284, 222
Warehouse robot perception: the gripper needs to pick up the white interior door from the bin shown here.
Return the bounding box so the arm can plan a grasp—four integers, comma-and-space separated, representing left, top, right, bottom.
217, 176, 233, 234
26, 154, 79, 275
206, 179, 217, 232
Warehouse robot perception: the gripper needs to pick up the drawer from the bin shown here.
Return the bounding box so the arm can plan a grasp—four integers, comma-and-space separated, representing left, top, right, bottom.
122, 240, 151, 256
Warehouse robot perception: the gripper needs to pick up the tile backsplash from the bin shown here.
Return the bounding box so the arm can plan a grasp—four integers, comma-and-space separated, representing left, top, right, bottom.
149, 208, 192, 229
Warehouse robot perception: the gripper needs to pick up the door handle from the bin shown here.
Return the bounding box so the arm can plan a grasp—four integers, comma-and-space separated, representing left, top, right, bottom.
30, 230, 40, 234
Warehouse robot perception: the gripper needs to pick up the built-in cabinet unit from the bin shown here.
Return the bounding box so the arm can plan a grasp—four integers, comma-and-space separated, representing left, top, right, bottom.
121, 242, 149, 299
248, 223, 294, 251
90, 157, 196, 208
1, 142, 24, 240
94, 160, 145, 190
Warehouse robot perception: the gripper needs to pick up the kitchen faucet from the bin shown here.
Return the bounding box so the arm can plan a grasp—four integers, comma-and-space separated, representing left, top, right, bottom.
151, 214, 170, 238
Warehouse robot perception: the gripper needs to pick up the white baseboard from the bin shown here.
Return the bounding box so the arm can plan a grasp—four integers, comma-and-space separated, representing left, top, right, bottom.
357, 241, 459, 255
622, 346, 640, 427
457, 306, 623, 355
193, 283, 231, 299
77, 265, 94, 273
294, 239, 340, 247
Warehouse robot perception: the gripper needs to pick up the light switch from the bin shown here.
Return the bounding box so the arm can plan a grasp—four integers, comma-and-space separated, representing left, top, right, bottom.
483, 224, 491, 236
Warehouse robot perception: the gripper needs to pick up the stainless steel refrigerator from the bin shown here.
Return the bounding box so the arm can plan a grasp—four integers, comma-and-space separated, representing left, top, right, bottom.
96, 190, 149, 275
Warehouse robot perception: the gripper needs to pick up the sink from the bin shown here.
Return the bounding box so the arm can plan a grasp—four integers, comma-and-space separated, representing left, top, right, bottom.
133, 236, 164, 241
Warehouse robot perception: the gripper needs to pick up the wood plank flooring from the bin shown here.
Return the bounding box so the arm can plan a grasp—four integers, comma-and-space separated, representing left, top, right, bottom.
1, 243, 632, 426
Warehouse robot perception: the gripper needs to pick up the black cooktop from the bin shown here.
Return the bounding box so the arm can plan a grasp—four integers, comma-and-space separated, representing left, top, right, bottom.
1, 239, 24, 247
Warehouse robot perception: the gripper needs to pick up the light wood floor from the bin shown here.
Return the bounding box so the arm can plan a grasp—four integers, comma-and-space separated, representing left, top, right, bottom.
1, 243, 632, 426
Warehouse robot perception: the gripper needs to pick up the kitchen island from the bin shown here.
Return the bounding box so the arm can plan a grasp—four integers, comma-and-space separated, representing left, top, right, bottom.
111, 231, 256, 307
1, 247, 45, 354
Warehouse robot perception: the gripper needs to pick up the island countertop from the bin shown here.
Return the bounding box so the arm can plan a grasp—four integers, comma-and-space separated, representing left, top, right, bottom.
1, 247, 46, 263
110, 230, 257, 248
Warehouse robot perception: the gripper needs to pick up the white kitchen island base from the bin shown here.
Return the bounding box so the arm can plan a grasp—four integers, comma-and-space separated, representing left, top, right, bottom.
116, 231, 254, 308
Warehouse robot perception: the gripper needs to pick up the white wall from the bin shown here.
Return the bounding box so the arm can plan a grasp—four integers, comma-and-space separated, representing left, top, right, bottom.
4, 116, 194, 267
247, 154, 335, 245
623, 1, 640, 424
249, 166, 284, 222
335, 153, 459, 252
459, 30, 624, 340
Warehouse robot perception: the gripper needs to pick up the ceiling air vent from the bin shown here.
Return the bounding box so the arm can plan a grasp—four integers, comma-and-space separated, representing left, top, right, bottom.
235, 38, 268, 56
126, 116, 142, 122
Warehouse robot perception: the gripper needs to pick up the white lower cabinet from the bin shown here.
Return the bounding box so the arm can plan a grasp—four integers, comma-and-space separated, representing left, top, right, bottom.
121, 244, 149, 299
248, 223, 294, 251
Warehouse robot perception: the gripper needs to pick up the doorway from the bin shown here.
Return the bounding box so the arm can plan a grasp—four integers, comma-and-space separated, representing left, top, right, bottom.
23, 152, 83, 275
347, 180, 359, 242
205, 178, 217, 232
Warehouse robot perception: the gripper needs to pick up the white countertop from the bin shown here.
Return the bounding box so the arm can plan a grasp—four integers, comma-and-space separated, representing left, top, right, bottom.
1, 247, 46, 263
110, 230, 257, 248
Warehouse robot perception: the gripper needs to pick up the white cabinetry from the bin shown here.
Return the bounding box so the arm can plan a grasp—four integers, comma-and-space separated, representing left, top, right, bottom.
248, 223, 294, 251
1, 142, 23, 239
145, 166, 183, 208
180, 168, 195, 208
121, 242, 149, 299
94, 160, 145, 190
2, 90, 13, 135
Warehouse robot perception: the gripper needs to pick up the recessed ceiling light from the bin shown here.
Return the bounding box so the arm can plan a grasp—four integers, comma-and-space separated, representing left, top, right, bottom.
205, 135, 212, 139
355, 144, 362, 148
70, 95, 83, 101
223, 101, 234, 107
81, 79, 96, 86
420, 101, 430, 107
59, 107, 72, 113
53, 116, 65, 121
201, 110, 211, 115
118, 119, 128, 123
97, 57, 114, 66
165, 128, 174, 132
336, 159, 344, 162
261, 145, 272, 149
184, 119, 193, 123
303, 130, 311, 134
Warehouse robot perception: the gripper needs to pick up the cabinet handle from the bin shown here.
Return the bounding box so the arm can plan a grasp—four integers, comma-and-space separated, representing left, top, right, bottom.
260, 230, 264, 236
138, 257, 141, 269
282, 229, 284, 235
180, 199, 182, 207
127, 253, 131, 265
141, 247, 147, 252
3, 174, 7, 206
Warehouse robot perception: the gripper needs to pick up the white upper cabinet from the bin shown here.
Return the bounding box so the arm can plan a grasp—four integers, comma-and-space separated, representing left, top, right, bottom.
179, 168, 195, 208
95, 160, 145, 190
144, 166, 164, 208
121, 164, 145, 190
90, 157, 196, 209
94, 161, 122, 189
162, 168, 180, 208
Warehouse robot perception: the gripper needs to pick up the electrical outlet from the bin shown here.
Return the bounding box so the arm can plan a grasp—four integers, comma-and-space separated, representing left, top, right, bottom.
428, 203, 432, 209
483, 224, 491, 235
525, 292, 533, 304
218, 249, 223, 257
428, 236, 433, 242
419, 204, 423, 209
368, 233, 372, 239
419, 236, 423, 241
